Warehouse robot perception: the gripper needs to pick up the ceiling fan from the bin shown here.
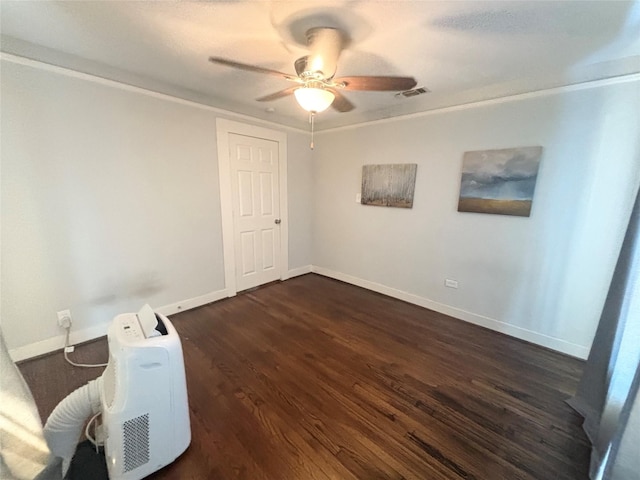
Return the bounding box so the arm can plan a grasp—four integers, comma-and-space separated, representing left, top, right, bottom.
208, 27, 418, 115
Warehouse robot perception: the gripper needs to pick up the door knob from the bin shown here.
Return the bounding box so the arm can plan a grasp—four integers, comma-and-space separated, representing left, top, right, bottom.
274, 219, 281, 225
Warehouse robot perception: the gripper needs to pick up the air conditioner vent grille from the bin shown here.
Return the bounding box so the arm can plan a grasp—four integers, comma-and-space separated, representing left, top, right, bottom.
122, 414, 150, 472
396, 87, 430, 98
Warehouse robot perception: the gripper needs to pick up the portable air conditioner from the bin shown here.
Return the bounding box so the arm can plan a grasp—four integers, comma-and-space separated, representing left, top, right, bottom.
101, 306, 191, 478
44, 305, 191, 479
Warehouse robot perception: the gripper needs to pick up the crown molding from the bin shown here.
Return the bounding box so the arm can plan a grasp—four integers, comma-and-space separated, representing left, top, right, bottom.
0, 52, 308, 134
317, 72, 640, 134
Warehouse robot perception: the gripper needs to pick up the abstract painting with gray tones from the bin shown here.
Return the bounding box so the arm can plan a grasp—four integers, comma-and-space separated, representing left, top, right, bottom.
362, 164, 417, 208
458, 146, 542, 217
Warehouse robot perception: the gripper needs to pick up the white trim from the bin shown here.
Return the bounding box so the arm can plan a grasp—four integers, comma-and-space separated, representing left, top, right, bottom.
0, 52, 307, 134
5, 51, 638, 136
216, 118, 289, 296
9, 323, 109, 363
311, 266, 590, 359
154, 288, 229, 317
4, 52, 638, 136
9, 288, 228, 362
317, 72, 640, 134
278, 140, 290, 286
284, 265, 313, 280
216, 122, 238, 297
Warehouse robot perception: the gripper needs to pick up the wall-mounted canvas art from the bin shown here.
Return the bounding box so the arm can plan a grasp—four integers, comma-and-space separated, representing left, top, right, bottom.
361, 163, 417, 208
458, 146, 542, 217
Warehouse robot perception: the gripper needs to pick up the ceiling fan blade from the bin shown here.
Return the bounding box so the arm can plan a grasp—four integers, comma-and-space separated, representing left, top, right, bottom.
209, 56, 299, 81
334, 76, 417, 91
328, 89, 355, 113
256, 87, 298, 102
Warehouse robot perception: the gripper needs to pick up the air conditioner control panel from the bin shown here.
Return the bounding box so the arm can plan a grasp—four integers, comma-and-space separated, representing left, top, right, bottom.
116, 314, 145, 342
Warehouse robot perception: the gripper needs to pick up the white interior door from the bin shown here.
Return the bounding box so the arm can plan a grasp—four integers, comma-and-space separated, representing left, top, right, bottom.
229, 133, 281, 292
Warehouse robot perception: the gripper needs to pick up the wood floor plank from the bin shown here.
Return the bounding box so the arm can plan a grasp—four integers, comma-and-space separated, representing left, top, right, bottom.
18, 274, 590, 479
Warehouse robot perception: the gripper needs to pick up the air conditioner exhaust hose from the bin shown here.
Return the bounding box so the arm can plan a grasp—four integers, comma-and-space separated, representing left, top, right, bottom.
43, 376, 102, 474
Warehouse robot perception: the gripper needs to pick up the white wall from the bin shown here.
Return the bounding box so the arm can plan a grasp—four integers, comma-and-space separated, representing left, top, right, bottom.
285, 132, 313, 271
0, 58, 313, 358
311, 79, 640, 358
3, 53, 637, 362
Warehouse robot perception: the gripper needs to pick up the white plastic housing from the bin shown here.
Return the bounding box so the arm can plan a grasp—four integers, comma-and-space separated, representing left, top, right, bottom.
306, 27, 343, 79
101, 311, 190, 479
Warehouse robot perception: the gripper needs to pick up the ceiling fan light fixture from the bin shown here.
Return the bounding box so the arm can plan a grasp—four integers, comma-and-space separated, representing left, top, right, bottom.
294, 87, 335, 113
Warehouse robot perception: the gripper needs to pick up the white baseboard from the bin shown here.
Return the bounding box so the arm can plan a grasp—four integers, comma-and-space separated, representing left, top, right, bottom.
10, 323, 111, 363
10, 288, 229, 362
284, 265, 312, 280
155, 288, 228, 317
11, 270, 590, 361
310, 265, 590, 359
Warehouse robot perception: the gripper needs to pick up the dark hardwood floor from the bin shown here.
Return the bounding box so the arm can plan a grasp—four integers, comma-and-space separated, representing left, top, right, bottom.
19, 274, 590, 479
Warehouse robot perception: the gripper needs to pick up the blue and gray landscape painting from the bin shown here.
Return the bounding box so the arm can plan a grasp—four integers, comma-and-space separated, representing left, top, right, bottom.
458, 146, 542, 217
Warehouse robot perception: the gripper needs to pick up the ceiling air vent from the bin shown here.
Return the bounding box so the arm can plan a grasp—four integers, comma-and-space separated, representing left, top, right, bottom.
396, 87, 430, 98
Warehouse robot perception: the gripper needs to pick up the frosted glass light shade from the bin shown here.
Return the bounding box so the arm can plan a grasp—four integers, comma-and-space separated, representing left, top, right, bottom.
294, 87, 335, 113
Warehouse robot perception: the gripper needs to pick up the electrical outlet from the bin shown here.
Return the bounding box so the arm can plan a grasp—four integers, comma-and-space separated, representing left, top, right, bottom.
356, 193, 361, 203
445, 279, 459, 289
57, 309, 72, 328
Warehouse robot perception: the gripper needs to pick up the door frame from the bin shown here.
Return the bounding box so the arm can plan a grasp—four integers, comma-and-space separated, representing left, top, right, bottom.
216, 118, 288, 297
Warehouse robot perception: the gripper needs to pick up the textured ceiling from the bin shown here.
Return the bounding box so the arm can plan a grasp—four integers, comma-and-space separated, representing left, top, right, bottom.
1, 1, 639, 130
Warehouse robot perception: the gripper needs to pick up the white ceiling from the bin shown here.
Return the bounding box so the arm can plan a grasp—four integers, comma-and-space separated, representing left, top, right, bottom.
2, 1, 639, 130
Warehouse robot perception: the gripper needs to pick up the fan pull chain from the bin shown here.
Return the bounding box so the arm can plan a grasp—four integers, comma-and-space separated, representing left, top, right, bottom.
309, 112, 315, 150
